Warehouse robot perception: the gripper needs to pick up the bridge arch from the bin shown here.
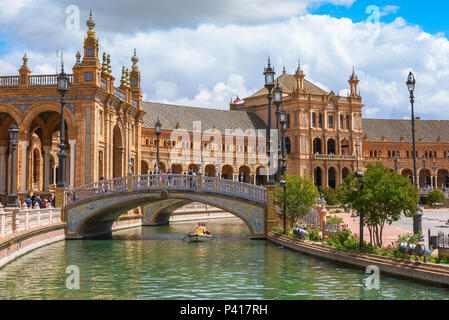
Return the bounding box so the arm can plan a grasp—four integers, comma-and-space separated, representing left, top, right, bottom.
64, 174, 267, 239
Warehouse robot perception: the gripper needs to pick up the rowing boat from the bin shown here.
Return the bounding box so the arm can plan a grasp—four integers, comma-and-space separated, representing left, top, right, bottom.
188, 234, 214, 242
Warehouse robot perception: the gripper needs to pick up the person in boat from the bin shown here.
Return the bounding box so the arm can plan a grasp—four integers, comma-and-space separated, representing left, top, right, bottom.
190, 222, 203, 235
200, 222, 212, 237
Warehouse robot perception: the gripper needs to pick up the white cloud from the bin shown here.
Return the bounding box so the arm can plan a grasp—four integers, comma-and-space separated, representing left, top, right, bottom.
1, 3, 449, 120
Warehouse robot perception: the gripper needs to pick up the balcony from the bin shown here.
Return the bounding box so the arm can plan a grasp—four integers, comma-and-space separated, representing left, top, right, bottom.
314, 154, 357, 161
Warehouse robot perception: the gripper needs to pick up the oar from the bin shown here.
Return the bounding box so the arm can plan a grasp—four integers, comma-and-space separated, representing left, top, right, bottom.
210, 233, 219, 241
181, 233, 190, 241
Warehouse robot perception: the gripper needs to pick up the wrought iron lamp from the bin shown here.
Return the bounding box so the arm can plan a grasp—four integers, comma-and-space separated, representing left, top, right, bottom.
264, 57, 275, 185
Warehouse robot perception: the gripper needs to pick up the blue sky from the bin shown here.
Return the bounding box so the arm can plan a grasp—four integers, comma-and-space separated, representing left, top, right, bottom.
1, 0, 449, 120
312, 1, 449, 37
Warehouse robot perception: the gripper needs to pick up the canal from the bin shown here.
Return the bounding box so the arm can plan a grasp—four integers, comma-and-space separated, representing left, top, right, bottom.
0, 218, 448, 300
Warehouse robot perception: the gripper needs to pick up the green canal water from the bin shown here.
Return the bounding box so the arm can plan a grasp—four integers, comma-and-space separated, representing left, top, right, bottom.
0, 218, 448, 300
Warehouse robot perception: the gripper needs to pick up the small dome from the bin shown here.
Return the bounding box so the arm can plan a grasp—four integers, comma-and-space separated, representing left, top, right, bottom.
86, 10, 95, 30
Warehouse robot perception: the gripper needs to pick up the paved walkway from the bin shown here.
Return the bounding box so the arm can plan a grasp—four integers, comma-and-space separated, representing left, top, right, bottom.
332, 212, 410, 246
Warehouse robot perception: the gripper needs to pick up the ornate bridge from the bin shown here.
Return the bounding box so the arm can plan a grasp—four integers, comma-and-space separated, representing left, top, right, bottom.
63, 174, 268, 239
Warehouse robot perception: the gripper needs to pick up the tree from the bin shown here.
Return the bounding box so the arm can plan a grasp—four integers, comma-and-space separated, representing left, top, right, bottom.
427, 189, 445, 208
273, 175, 319, 229
338, 163, 418, 247
322, 187, 339, 206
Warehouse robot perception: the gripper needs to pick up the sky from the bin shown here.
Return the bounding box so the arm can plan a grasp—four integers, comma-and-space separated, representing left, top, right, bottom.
0, 0, 448, 120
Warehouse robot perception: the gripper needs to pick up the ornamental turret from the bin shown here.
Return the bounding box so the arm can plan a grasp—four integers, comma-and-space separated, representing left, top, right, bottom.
349, 66, 360, 97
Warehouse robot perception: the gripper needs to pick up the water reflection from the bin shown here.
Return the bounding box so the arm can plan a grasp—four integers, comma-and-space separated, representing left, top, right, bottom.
0, 218, 448, 300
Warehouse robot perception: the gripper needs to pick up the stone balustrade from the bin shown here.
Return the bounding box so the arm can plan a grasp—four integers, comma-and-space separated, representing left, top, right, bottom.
65, 174, 267, 206
0, 205, 62, 239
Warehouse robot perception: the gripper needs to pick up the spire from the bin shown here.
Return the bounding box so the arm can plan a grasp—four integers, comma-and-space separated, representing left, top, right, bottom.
86, 9, 96, 37
22, 53, 28, 66
350, 66, 358, 80
126, 68, 130, 86
102, 52, 108, 73
131, 48, 139, 70
107, 54, 112, 74
120, 66, 128, 87
295, 59, 304, 76
348, 66, 359, 97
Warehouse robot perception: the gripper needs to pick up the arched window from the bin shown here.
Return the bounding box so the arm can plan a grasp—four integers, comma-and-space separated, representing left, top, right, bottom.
285, 137, 291, 154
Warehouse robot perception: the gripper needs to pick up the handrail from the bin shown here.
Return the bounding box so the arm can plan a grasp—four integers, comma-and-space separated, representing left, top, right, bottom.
64, 174, 267, 206
0, 76, 19, 87
29, 74, 73, 86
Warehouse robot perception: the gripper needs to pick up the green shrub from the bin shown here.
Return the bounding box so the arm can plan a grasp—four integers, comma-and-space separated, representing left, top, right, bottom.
427, 190, 445, 207
398, 233, 422, 245
322, 187, 339, 206
307, 227, 321, 242
326, 215, 344, 225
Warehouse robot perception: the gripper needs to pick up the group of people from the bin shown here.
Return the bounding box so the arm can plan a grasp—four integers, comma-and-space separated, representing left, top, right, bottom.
23, 194, 55, 209
0, 194, 55, 209
190, 222, 211, 236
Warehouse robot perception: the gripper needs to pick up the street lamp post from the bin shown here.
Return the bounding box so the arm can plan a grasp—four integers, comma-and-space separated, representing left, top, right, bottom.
155, 119, 161, 174
355, 141, 360, 171
274, 83, 282, 182
356, 170, 364, 251
406, 71, 422, 236
6, 124, 19, 208
393, 151, 399, 174
56, 61, 69, 188
422, 155, 427, 190
280, 179, 287, 234
279, 110, 287, 177
264, 57, 275, 185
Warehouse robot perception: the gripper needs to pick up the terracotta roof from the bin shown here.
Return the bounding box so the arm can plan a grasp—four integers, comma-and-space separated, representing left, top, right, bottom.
142, 101, 267, 133
247, 73, 328, 98
362, 119, 449, 143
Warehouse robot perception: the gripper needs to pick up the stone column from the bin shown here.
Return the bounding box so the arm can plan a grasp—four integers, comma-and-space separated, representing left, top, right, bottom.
18, 141, 28, 195
42, 144, 51, 193
0, 146, 7, 195
52, 164, 57, 185
69, 139, 76, 188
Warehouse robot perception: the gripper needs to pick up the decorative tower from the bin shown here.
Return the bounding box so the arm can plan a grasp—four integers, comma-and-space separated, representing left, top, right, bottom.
294, 60, 305, 93
349, 67, 360, 97
73, 10, 101, 87
129, 49, 142, 110
18, 53, 31, 87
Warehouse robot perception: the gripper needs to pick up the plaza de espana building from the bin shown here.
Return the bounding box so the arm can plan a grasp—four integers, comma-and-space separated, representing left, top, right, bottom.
1, 13, 448, 205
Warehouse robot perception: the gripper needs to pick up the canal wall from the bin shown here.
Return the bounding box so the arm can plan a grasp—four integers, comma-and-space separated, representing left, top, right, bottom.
268, 232, 449, 287
0, 223, 65, 269
111, 215, 142, 232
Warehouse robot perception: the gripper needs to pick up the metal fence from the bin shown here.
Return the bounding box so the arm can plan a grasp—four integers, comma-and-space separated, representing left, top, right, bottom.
430, 231, 449, 249
298, 207, 320, 229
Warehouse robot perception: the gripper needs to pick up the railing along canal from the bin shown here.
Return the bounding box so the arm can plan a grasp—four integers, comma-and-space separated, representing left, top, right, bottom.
0, 207, 62, 239
65, 174, 267, 206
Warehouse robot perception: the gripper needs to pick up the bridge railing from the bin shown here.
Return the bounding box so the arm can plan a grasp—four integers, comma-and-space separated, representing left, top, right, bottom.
65, 174, 267, 206
65, 177, 127, 205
